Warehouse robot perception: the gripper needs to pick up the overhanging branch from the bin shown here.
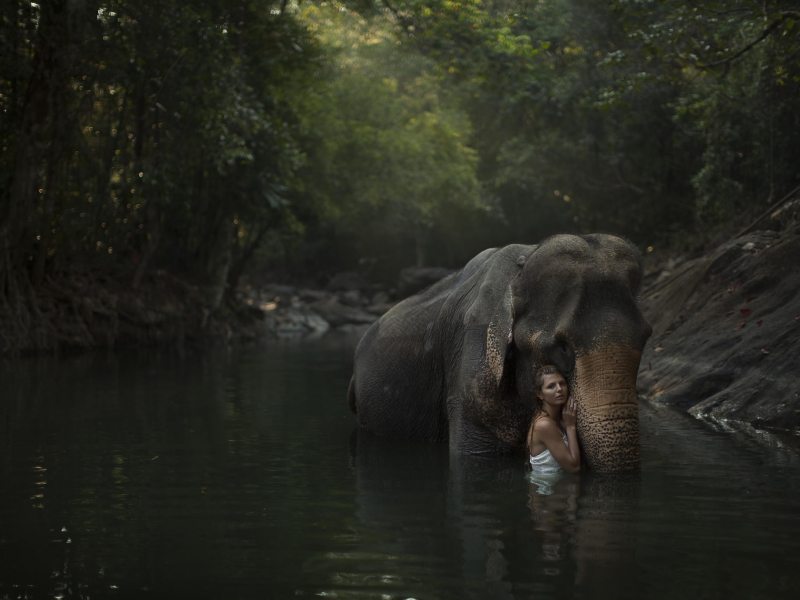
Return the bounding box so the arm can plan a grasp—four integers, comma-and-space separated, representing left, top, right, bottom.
699, 11, 800, 69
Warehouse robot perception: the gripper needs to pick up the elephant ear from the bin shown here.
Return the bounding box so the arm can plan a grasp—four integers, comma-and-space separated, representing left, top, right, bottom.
485, 285, 514, 386
457, 245, 532, 395
461, 283, 514, 390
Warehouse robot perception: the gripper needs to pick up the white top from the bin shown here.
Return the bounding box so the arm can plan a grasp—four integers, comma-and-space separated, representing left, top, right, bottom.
529, 432, 568, 475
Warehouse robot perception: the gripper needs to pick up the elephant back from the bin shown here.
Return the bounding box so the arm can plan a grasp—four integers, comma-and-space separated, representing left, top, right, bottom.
350, 245, 533, 443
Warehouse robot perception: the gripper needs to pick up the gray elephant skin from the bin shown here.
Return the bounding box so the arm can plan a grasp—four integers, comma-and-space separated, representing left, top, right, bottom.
347, 234, 652, 471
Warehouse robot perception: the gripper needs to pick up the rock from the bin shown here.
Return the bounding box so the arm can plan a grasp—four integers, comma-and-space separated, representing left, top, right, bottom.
243, 304, 266, 321
261, 284, 298, 304
265, 306, 330, 338
371, 290, 391, 305
298, 288, 330, 303
637, 226, 800, 434
653, 269, 672, 284
397, 266, 455, 298
309, 298, 378, 328
238, 287, 260, 303
326, 271, 369, 293
365, 302, 396, 316
301, 312, 330, 334
336, 289, 367, 308
770, 198, 800, 230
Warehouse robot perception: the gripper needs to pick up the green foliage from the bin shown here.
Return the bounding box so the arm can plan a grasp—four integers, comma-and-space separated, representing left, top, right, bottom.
280, 3, 482, 274
2, 0, 799, 296
606, 0, 800, 222
1, 0, 322, 292
379, 0, 800, 246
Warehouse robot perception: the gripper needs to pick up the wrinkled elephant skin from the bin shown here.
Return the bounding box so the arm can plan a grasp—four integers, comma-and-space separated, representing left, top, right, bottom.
348, 234, 652, 471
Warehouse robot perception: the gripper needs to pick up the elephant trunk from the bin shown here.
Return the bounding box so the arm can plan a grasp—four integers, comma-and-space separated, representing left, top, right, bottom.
572, 345, 643, 472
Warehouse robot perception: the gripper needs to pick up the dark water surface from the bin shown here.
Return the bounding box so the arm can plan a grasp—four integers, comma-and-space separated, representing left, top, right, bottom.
2, 339, 800, 599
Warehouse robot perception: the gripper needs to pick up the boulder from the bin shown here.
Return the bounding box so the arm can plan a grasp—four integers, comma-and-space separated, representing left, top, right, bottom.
326, 271, 370, 293
261, 283, 298, 300
637, 225, 800, 434
336, 289, 367, 308
770, 198, 800, 230
310, 298, 378, 328
371, 290, 391, 305
264, 306, 330, 338
297, 288, 330, 303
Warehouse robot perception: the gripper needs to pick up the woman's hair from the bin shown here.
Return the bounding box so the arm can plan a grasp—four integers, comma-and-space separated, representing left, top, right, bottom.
532, 364, 564, 416
527, 364, 566, 448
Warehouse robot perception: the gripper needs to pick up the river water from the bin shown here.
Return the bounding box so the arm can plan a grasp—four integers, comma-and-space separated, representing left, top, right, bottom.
1, 337, 799, 599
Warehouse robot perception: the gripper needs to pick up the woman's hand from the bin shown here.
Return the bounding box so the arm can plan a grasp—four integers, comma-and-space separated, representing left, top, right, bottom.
562, 396, 577, 429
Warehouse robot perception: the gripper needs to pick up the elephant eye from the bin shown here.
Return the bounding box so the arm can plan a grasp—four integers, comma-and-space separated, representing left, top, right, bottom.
545, 338, 575, 375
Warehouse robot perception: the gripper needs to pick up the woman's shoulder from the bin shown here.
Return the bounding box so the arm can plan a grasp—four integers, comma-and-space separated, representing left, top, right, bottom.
533, 415, 559, 433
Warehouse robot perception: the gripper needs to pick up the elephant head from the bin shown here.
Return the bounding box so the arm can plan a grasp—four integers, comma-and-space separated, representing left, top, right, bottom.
461, 234, 652, 471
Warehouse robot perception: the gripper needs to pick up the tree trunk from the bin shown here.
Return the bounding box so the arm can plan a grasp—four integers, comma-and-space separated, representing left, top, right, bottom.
31, 155, 60, 287
1, 1, 72, 293
203, 220, 235, 318
95, 90, 128, 209
134, 83, 146, 162
131, 76, 157, 290
225, 222, 271, 302
132, 208, 161, 289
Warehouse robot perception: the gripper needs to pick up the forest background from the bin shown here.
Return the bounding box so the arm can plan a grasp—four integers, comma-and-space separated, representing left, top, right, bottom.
1, 0, 799, 352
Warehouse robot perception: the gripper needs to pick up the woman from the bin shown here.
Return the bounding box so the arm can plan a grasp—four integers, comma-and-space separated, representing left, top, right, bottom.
527, 365, 582, 475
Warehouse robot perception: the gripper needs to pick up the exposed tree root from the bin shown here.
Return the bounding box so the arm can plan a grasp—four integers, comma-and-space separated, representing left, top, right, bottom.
0, 266, 265, 357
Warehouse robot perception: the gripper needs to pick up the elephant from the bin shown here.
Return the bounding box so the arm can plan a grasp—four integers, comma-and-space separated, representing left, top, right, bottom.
347, 233, 652, 471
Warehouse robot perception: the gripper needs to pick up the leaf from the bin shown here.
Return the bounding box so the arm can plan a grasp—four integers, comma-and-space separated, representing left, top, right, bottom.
740, 308, 752, 317
725, 310, 734, 316
756, 320, 763, 327
761, 348, 770, 355
734, 320, 746, 331
654, 346, 664, 352
746, 295, 757, 302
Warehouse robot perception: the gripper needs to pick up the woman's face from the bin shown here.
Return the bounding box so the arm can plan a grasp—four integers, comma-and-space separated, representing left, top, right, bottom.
537, 373, 568, 408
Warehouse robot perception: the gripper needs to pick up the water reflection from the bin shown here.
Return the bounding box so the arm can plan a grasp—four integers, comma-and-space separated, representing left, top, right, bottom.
3, 346, 800, 599
527, 472, 579, 563
344, 429, 646, 599
574, 473, 641, 598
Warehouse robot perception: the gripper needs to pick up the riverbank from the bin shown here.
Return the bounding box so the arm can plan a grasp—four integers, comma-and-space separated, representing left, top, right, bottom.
637, 199, 800, 435
4, 206, 799, 437
0, 267, 227, 356
0, 266, 405, 357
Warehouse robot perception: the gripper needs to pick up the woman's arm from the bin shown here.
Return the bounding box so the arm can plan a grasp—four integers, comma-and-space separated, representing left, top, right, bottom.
560, 397, 582, 472
535, 399, 581, 473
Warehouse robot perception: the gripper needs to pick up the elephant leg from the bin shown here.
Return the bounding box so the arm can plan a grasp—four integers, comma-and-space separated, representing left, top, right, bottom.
448, 392, 529, 455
